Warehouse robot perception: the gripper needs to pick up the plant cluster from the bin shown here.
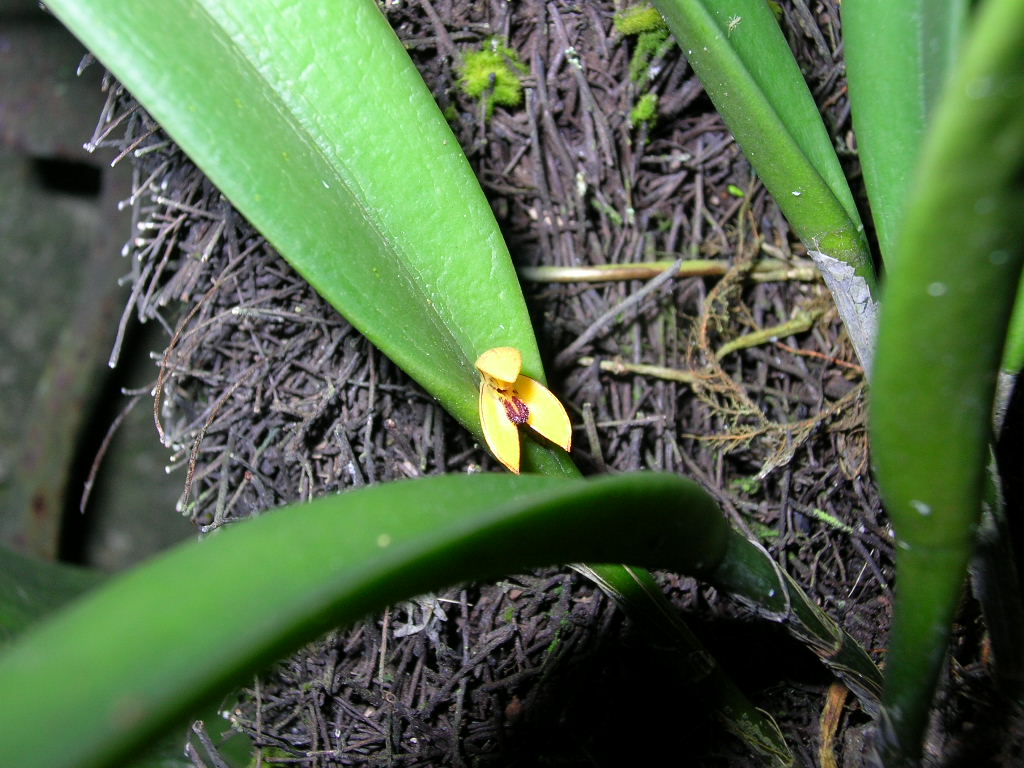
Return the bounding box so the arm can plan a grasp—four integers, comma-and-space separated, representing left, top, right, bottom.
1, 1, 1022, 767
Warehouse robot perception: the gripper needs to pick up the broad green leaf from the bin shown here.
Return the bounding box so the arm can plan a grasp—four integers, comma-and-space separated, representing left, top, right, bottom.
844, 0, 968, 266
870, 0, 1024, 761
44, 0, 542, 445
0, 473, 730, 768
0, 546, 102, 645
652, 0, 878, 369
0, 472, 879, 768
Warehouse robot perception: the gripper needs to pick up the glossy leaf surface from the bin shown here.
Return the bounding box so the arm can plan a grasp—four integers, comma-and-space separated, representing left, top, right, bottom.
45, 0, 542, 441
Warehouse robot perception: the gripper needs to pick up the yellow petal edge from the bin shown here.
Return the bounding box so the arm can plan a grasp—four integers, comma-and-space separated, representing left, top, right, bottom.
478, 379, 521, 473
475, 346, 522, 389
515, 375, 572, 452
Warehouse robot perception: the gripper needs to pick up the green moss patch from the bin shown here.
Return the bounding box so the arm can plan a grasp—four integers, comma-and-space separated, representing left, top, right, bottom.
457, 37, 529, 118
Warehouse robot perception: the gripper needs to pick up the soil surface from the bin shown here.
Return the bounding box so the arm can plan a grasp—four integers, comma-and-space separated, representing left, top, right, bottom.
83, 1, 1017, 765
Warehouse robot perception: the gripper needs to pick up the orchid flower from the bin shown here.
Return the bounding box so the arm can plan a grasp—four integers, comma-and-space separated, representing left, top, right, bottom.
475, 347, 572, 473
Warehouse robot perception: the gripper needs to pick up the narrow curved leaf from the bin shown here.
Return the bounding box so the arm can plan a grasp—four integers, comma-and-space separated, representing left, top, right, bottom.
0, 473, 729, 768
0, 470, 879, 768
844, 0, 968, 265
1003, 287, 1024, 373
870, 0, 1024, 761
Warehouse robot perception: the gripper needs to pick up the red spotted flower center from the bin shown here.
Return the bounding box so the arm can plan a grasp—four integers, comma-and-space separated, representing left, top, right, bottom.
502, 394, 530, 425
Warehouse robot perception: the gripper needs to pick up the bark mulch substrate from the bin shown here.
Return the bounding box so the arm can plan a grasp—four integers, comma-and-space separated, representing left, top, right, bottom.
82, 1, 1019, 765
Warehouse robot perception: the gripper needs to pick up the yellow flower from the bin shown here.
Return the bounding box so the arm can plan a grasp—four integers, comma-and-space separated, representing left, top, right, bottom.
475, 347, 572, 474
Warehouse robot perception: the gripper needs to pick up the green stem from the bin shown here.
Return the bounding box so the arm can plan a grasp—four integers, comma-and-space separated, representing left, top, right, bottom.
715, 308, 823, 360
518, 258, 817, 284
652, 0, 878, 371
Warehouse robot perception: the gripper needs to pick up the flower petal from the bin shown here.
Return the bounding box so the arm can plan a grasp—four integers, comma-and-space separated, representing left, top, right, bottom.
475, 347, 522, 389
479, 380, 521, 473
515, 375, 572, 452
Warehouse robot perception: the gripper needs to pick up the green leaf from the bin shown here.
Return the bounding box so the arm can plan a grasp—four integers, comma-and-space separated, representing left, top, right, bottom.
0, 471, 881, 768
1002, 284, 1024, 373
0, 473, 731, 768
843, 0, 968, 266
44, 0, 541, 444
0, 546, 102, 645
651, 0, 878, 369
705, 529, 882, 708
869, 0, 1024, 761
